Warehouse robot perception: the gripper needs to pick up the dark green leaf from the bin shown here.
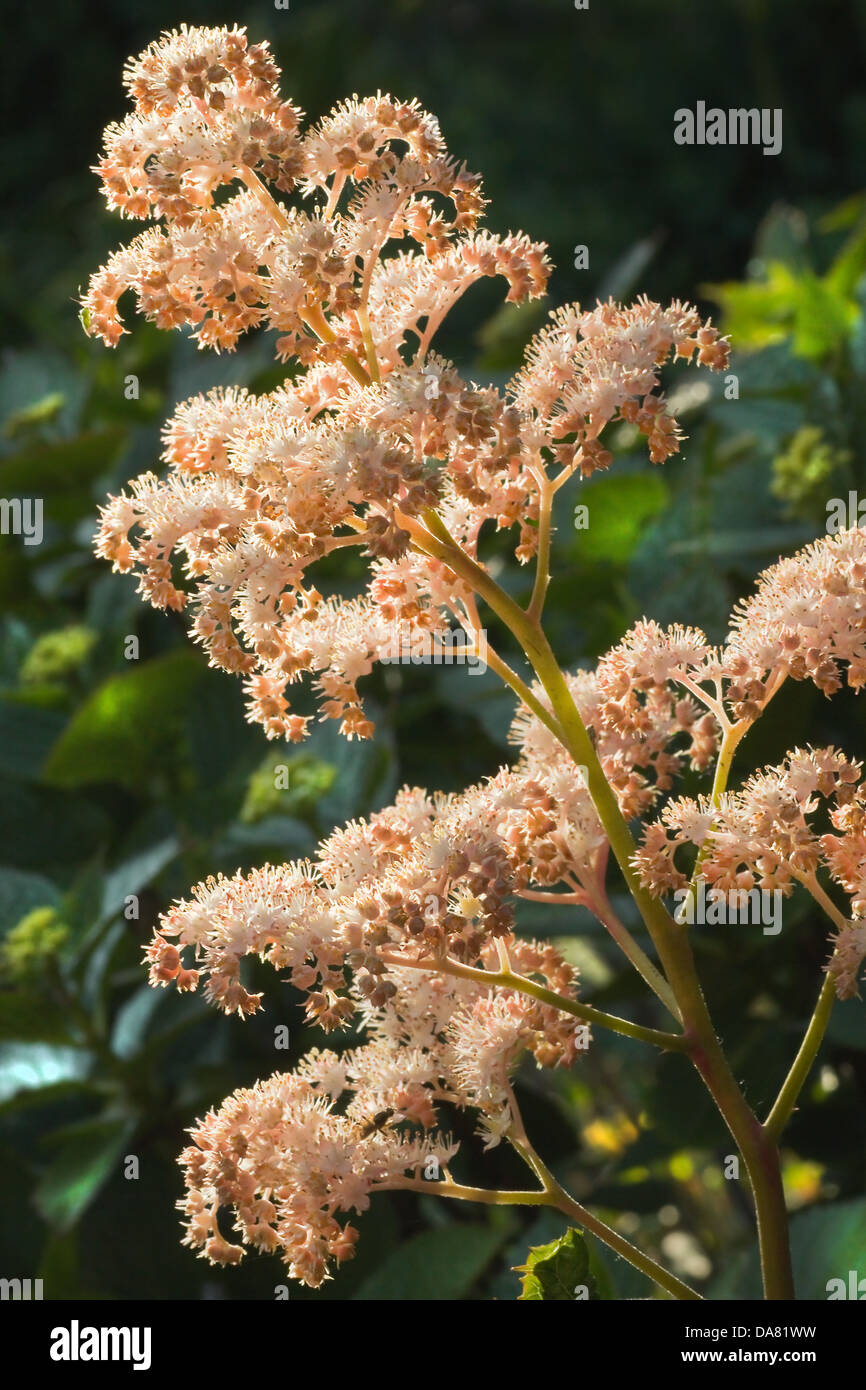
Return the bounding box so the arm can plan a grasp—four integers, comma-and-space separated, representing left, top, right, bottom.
34, 1115, 135, 1230
0, 866, 60, 934
42, 650, 207, 789
352, 1224, 504, 1300
0, 698, 66, 780
571, 473, 668, 566
0, 1043, 91, 1109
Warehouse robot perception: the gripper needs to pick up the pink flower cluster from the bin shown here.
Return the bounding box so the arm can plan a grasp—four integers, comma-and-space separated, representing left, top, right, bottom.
84, 25, 730, 742
145, 628, 726, 1022
635, 746, 866, 997
178, 923, 583, 1285
592, 529, 866, 734
179, 1059, 457, 1286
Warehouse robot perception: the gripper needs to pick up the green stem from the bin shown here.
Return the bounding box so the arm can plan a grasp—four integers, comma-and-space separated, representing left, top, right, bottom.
674, 718, 748, 924
762, 872, 844, 1143
395, 1173, 701, 1300
395, 1178, 549, 1207
525, 632, 794, 1299
765, 973, 836, 1141
510, 1139, 702, 1300
378, 950, 687, 1051
447, 959, 687, 1052
527, 469, 554, 622
479, 642, 568, 746
408, 512, 795, 1300
583, 879, 681, 1019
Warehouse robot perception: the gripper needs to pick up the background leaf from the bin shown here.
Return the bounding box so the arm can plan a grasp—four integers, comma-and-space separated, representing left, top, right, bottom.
351, 1223, 506, 1300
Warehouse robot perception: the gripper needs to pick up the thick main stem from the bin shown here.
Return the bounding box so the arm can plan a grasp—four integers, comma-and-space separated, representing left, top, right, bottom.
407, 514, 795, 1299
522, 624, 795, 1299
528, 635, 793, 1299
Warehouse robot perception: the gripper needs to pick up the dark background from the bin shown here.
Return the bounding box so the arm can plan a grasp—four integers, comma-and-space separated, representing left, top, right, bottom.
0, 0, 865, 1301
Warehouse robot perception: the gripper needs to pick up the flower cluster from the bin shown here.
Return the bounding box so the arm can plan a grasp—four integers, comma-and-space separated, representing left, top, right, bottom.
146, 629, 727, 1027
85, 25, 730, 742
635, 746, 866, 997
179, 933, 582, 1287
83, 25, 497, 353
719, 525, 866, 713
178, 1059, 457, 1286
511, 298, 729, 471
145, 721, 599, 1021
585, 530, 866, 737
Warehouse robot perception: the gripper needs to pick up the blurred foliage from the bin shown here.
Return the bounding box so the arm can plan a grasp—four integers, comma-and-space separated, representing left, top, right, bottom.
771, 426, 850, 519
1, 0, 865, 1302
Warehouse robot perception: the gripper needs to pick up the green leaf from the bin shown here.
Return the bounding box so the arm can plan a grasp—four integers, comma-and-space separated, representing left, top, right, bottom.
0, 350, 87, 440
710, 1198, 866, 1300
0, 1042, 90, 1109
37, 1228, 84, 1298
0, 866, 60, 934
240, 752, 338, 826
826, 218, 866, 299
312, 702, 398, 825
0, 783, 107, 872
516, 1227, 597, 1300
34, 1116, 135, 1230
825, 998, 866, 1049
791, 273, 856, 359
706, 263, 801, 350
0, 986, 72, 1044
99, 836, 179, 925
788, 1199, 866, 1298
751, 204, 811, 273
0, 430, 125, 505
433, 663, 518, 748
352, 1223, 504, 1300
0, 697, 66, 780
219, 816, 315, 859
571, 473, 668, 565
110, 986, 167, 1060
476, 298, 546, 372
42, 650, 207, 789
598, 232, 662, 301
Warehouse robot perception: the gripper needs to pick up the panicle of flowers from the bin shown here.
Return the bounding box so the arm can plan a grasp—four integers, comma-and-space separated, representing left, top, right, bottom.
105, 26, 303, 216
178, 1062, 458, 1286
443, 938, 586, 1142
826, 920, 866, 1001
146, 746, 591, 1027
635, 746, 861, 897
178, 937, 584, 1285
81, 24, 515, 352
706, 526, 866, 720
509, 297, 729, 475
84, 27, 732, 743
563, 535, 866, 746
592, 621, 718, 806
634, 746, 866, 999
819, 793, 866, 998
511, 628, 719, 823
